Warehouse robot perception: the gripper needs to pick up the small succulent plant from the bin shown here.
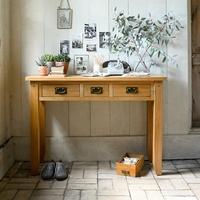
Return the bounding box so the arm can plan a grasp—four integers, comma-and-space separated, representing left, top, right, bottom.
42, 54, 55, 62
35, 57, 47, 66
54, 54, 71, 63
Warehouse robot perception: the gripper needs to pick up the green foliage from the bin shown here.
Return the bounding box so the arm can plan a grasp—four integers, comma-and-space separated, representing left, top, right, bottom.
107, 10, 184, 71
42, 54, 55, 62
35, 57, 47, 66
54, 54, 71, 63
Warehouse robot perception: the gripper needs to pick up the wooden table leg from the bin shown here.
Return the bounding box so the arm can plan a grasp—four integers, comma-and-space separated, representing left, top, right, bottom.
147, 101, 153, 162
152, 82, 163, 176
30, 82, 40, 175
39, 101, 45, 162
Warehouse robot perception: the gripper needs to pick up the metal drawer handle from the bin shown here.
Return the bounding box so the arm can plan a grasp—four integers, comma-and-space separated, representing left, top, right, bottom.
126, 87, 138, 94
55, 87, 67, 95
91, 87, 103, 95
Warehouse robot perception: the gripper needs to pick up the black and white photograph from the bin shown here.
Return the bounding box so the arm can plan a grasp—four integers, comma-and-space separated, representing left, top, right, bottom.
84, 23, 97, 39
60, 40, 70, 54
86, 44, 97, 52
99, 32, 110, 48
57, 8, 73, 29
72, 35, 83, 49
74, 55, 89, 74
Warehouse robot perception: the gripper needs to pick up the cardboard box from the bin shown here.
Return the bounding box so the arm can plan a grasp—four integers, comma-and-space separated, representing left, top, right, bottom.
116, 153, 144, 177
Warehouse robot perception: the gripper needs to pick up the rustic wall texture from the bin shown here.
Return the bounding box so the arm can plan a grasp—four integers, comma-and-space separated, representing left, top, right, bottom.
8, 0, 200, 164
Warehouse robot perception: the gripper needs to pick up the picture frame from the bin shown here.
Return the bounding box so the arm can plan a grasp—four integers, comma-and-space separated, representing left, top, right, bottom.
60, 40, 70, 54
57, 8, 73, 29
74, 55, 89, 74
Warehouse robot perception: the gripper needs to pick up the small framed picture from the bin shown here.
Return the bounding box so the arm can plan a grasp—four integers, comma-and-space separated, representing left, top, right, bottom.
86, 44, 97, 52
74, 55, 89, 74
57, 8, 73, 29
84, 23, 97, 39
60, 40, 70, 54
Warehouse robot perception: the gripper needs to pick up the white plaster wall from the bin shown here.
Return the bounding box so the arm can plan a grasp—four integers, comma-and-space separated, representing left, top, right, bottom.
10, 0, 195, 161
0, 0, 14, 179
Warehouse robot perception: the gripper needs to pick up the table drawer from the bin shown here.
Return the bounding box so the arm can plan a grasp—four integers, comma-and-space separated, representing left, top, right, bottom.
113, 84, 151, 97
42, 84, 80, 97
83, 84, 109, 97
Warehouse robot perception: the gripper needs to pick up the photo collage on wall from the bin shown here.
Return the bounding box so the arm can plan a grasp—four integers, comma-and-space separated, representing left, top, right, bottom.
59, 23, 110, 74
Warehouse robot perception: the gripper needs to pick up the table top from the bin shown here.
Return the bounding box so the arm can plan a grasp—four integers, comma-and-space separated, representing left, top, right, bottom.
25, 75, 167, 82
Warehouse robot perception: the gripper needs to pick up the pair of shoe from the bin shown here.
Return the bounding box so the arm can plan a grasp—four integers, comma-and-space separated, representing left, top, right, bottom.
41, 161, 69, 181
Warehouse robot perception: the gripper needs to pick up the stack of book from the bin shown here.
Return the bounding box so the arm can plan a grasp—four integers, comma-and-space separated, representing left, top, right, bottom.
49, 66, 65, 76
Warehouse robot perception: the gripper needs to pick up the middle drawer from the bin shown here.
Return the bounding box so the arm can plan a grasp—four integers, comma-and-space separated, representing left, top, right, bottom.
83, 84, 109, 97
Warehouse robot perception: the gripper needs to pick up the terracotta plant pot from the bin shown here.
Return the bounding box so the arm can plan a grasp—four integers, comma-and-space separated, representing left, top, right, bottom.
39, 66, 49, 76
46, 61, 55, 67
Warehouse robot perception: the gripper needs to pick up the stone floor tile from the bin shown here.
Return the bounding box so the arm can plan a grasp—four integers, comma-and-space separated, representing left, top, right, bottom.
0, 189, 18, 200
81, 190, 97, 200
14, 190, 33, 200
70, 169, 84, 178
67, 183, 97, 190
189, 183, 200, 190
68, 178, 97, 184
32, 189, 65, 196
129, 190, 147, 200
191, 168, 200, 178
171, 178, 189, 190
20, 162, 31, 170
64, 190, 81, 199
140, 169, 154, 178
98, 179, 113, 190
163, 161, 177, 170
98, 169, 116, 174
175, 164, 200, 170
5, 182, 37, 190
31, 195, 63, 200
73, 162, 97, 169
172, 160, 198, 165
127, 178, 158, 185
183, 178, 200, 184
5, 162, 22, 178
98, 161, 111, 170
164, 197, 198, 200
128, 182, 159, 191
153, 171, 182, 179
10, 177, 39, 184
146, 191, 164, 200
113, 178, 128, 190
36, 180, 53, 189
98, 173, 122, 179
84, 169, 97, 178
0, 180, 7, 192
98, 189, 129, 196
197, 159, 200, 164
156, 179, 174, 190
178, 169, 196, 179
162, 190, 195, 197
98, 196, 131, 200
192, 190, 200, 200
52, 180, 68, 189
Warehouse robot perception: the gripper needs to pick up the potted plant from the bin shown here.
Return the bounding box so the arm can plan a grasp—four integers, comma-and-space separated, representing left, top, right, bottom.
42, 54, 55, 67
107, 9, 184, 72
54, 54, 71, 74
36, 57, 49, 76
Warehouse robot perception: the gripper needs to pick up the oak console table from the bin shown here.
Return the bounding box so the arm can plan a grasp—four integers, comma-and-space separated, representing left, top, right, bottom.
26, 75, 166, 176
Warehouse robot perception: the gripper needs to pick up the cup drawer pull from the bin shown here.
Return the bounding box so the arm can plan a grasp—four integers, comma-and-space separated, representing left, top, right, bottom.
126, 87, 139, 94
55, 87, 67, 95
90, 87, 103, 94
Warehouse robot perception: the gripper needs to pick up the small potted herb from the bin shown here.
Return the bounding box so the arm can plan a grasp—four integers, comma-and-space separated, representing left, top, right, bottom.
54, 54, 71, 74
36, 57, 49, 76
42, 54, 55, 67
